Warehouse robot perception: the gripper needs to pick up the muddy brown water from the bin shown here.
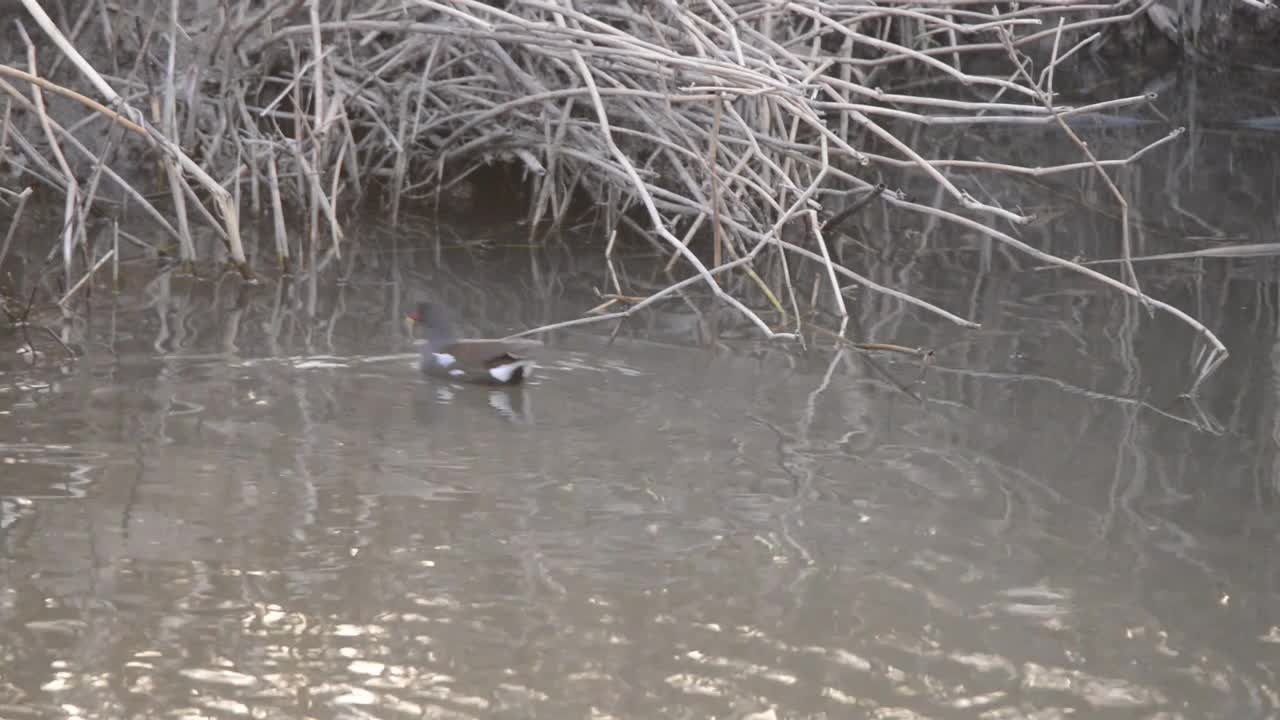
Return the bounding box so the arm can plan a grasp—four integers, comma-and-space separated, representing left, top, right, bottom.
3, 104, 1280, 720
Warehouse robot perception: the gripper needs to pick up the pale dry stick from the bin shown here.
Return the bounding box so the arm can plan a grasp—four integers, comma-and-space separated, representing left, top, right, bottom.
310, 0, 326, 138
449, 0, 774, 80
528, 96, 575, 230
0, 97, 10, 158
1010, 0, 1158, 45
433, 87, 719, 152
20, 24, 79, 290
637, 171, 978, 330
111, 219, 119, 289
290, 141, 344, 260
265, 147, 291, 268
839, 4, 1043, 36
812, 92, 1156, 128
771, 33, 827, 234
685, 1, 756, 66
328, 109, 348, 241
336, 101, 364, 198
837, 3, 1046, 30
1038, 32, 1103, 90
1058, 94, 1160, 119
686, 95, 793, 181
656, 0, 722, 59
770, 81, 829, 329
865, 127, 1184, 177
662, 213, 708, 273
606, 94, 778, 254
708, 0, 798, 75
19, 0, 250, 277
309, 0, 333, 253
786, 4, 1038, 100
615, 92, 775, 216
256, 53, 315, 118
701, 132, 778, 219
719, 100, 806, 201
227, 142, 254, 228
230, 91, 263, 212
0, 66, 147, 134
70, 126, 116, 271
308, 0, 345, 257
708, 95, 724, 279
823, 76, 1069, 115
819, 0, 1154, 66
945, 15, 962, 72
320, 87, 350, 233
277, 19, 801, 97
550, 8, 793, 340
822, 102, 1060, 128
1061, 242, 1280, 266
0, 148, 72, 230
173, 163, 236, 245
542, 141, 591, 229
0, 78, 183, 245
396, 61, 435, 226
807, 207, 846, 318
604, 228, 622, 296
898, 2, 1136, 19
515, 217, 977, 343
0, 187, 32, 270
1001, 20, 1141, 297
505, 252, 763, 340
857, 108, 1035, 226
59, 248, 115, 306
775, 238, 978, 327
835, 33, 855, 140
892, 194, 1225, 357
163, 0, 197, 264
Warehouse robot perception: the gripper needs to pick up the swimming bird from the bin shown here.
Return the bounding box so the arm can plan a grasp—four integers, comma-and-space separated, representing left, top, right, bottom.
405, 301, 532, 385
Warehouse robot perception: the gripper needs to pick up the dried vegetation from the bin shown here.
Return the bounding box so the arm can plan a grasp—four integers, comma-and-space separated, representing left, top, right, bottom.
0, 0, 1227, 384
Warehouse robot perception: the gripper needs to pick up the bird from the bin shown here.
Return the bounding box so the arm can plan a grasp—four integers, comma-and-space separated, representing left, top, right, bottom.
404, 301, 533, 385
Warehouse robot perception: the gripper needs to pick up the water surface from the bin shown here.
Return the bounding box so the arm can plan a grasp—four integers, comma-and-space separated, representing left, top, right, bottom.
2, 77, 1280, 719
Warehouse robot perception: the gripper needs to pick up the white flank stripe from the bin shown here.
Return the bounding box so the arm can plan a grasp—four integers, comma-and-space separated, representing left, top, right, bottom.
489, 360, 531, 383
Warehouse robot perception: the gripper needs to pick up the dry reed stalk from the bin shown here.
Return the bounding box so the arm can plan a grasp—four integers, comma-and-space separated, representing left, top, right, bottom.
59, 247, 114, 305
163, 0, 196, 264
266, 146, 291, 269
0, 187, 33, 270
0, 75, 184, 243
17, 0, 251, 277
18, 23, 82, 292
0, 0, 1230, 385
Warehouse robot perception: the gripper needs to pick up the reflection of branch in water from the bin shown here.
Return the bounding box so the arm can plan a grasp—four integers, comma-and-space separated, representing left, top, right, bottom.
1181, 395, 1224, 436
1093, 404, 1233, 603
751, 338, 859, 572
929, 364, 1223, 434
807, 325, 931, 401
2, 284, 76, 362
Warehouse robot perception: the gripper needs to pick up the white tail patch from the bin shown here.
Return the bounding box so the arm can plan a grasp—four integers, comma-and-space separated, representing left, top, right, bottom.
488, 360, 532, 384
432, 352, 457, 367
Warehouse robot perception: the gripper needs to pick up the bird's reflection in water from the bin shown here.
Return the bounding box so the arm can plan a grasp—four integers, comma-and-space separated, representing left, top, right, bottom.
410, 382, 533, 426
487, 387, 532, 424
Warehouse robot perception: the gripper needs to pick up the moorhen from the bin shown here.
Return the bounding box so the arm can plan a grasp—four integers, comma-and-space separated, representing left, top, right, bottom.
405, 302, 532, 385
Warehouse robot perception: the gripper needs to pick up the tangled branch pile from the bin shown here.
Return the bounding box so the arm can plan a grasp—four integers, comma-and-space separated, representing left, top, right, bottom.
0, 0, 1226, 377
